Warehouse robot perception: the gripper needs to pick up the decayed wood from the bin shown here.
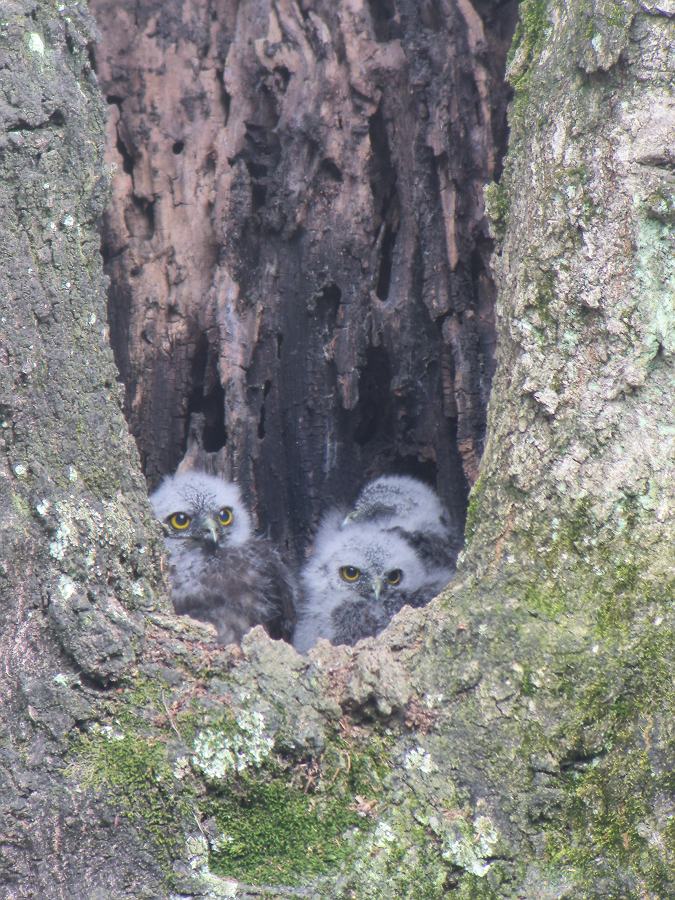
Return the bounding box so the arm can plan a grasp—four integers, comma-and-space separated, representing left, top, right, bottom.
92, 0, 518, 559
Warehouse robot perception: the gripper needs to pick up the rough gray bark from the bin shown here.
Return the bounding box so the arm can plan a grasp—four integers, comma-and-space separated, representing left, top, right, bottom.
0, 1, 672, 898
90, 0, 518, 560
0, 1, 170, 894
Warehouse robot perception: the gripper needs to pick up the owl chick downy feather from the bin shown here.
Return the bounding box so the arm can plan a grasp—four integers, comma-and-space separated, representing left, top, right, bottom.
293, 518, 449, 652
344, 474, 460, 570
150, 470, 297, 645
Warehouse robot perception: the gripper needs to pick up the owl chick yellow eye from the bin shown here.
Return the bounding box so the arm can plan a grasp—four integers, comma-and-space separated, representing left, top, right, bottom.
218, 507, 234, 526
386, 569, 403, 586
339, 565, 361, 583
168, 512, 191, 530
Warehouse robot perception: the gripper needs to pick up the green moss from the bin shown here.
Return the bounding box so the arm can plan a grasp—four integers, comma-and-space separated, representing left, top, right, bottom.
484, 180, 510, 242
507, 0, 551, 124
71, 730, 192, 876
455, 872, 501, 898
643, 188, 675, 226
522, 582, 566, 618
582, 629, 672, 729
11, 490, 31, 519
518, 663, 537, 698
547, 744, 672, 893
576, 0, 635, 66
512, 494, 674, 635
507, 0, 550, 81
532, 600, 674, 895
336, 814, 453, 898
523, 265, 559, 323
205, 772, 363, 884
200, 727, 392, 884
465, 474, 487, 542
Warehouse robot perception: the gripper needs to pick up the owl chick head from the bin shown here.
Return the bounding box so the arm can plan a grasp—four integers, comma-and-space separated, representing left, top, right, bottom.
149, 470, 252, 549
305, 519, 427, 605
343, 474, 451, 538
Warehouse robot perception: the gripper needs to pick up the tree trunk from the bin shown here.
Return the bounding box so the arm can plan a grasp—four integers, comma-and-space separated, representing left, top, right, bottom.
0, 1, 168, 893
0, 1, 672, 898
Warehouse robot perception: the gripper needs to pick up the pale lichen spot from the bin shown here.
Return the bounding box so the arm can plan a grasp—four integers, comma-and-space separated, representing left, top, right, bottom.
62, 214, 75, 229
173, 756, 190, 780
211, 832, 235, 851
424, 693, 444, 708
58, 574, 77, 601
90, 723, 125, 741
373, 820, 396, 845
28, 32, 45, 55
13, 464, 27, 478
192, 708, 273, 779
186, 835, 209, 871
403, 746, 436, 774
50, 520, 72, 560
221, 879, 239, 897
443, 813, 499, 877
68, 465, 78, 482
36, 499, 50, 516
184, 834, 241, 895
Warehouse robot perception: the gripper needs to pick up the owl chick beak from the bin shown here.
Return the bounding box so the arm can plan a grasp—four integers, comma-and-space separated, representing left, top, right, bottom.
197, 515, 219, 545
372, 576, 384, 602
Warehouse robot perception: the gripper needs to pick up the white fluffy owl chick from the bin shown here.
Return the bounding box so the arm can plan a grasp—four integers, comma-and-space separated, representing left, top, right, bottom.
343, 474, 459, 570
150, 470, 296, 645
293, 517, 450, 652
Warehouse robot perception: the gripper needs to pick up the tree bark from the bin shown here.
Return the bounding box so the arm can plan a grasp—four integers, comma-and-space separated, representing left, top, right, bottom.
0, 1, 168, 893
90, 0, 518, 560
0, 1, 672, 898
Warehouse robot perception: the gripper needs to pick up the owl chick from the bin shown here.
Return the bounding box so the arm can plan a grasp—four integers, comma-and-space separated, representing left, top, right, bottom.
343, 474, 459, 570
150, 470, 296, 645
293, 517, 450, 652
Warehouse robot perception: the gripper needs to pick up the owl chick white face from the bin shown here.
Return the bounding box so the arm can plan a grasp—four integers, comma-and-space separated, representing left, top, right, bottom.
306, 522, 426, 604
149, 471, 252, 549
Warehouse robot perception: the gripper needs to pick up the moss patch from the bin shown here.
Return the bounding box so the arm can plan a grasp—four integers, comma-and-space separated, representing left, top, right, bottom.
199, 727, 390, 884
71, 729, 193, 876
204, 773, 362, 884
547, 742, 672, 894
464, 474, 487, 542
506, 0, 550, 124
484, 180, 510, 242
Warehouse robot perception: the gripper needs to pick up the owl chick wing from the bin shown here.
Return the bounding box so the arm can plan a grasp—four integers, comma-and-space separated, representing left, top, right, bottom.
247, 536, 298, 641
171, 542, 296, 646
172, 582, 255, 646
390, 526, 459, 572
